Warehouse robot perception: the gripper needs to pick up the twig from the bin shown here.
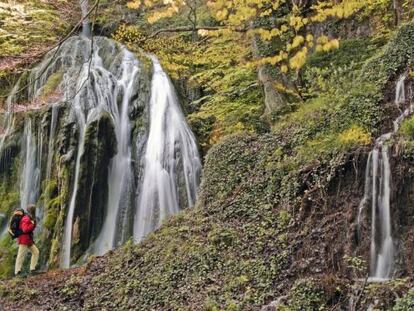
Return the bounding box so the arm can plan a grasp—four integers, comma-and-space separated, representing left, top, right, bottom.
0, 0, 100, 100
148, 25, 248, 38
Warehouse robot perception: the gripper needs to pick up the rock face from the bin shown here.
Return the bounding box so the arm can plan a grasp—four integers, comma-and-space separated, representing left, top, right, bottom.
0, 35, 201, 273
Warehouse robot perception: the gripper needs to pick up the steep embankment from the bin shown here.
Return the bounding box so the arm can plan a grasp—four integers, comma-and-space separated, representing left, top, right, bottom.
3, 23, 414, 310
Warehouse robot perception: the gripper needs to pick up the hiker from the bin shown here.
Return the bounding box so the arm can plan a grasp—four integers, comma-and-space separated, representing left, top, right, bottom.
14, 204, 39, 276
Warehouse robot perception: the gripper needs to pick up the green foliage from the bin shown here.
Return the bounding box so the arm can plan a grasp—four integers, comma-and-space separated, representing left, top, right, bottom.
0, 186, 19, 215
305, 37, 386, 71
272, 24, 414, 168
0, 156, 21, 228
61, 275, 82, 299
393, 288, 414, 311
277, 210, 292, 231
0, 235, 17, 279
279, 279, 325, 311
41, 70, 64, 98
400, 115, 414, 139
189, 66, 265, 147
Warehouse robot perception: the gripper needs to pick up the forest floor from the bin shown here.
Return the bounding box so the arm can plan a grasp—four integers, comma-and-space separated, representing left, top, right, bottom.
0, 256, 107, 311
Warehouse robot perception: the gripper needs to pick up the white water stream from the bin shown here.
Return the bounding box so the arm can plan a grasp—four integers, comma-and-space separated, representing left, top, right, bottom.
358, 74, 411, 281
80, 0, 91, 38
19, 119, 41, 211
45, 104, 59, 181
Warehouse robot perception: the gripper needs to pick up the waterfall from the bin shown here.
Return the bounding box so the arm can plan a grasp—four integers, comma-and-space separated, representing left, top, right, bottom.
395, 74, 406, 105
45, 104, 59, 181
4, 33, 201, 266
92, 51, 139, 255
393, 75, 412, 132
80, 0, 91, 38
61, 114, 86, 268
59, 37, 140, 267
0, 82, 18, 162
0, 76, 19, 238
358, 74, 412, 281
19, 119, 41, 211
358, 133, 394, 281
367, 145, 394, 280
133, 56, 201, 242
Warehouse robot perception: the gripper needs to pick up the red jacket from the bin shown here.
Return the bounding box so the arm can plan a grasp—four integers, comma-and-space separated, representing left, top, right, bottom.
17, 215, 36, 246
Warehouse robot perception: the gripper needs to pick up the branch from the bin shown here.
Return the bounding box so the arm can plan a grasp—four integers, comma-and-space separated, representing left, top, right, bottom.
148, 26, 248, 38
0, 0, 100, 100
224, 82, 259, 97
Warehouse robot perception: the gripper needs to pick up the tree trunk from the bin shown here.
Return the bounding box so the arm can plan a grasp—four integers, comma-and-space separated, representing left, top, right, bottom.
393, 0, 402, 26
252, 34, 289, 116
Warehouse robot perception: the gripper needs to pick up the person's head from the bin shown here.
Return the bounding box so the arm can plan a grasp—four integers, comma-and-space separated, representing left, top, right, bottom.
27, 204, 36, 217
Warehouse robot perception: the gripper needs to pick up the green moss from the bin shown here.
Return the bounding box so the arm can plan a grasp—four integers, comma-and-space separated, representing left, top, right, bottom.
41, 70, 63, 97
400, 116, 414, 139
0, 155, 21, 231
39, 179, 61, 230
0, 235, 17, 279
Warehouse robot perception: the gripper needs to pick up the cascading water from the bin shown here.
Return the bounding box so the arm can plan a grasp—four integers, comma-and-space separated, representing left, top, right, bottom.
368, 144, 393, 280
80, 0, 91, 38
133, 56, 201, 242
45, 104, 59, 181
393, 75, 411, 132
0, 81, 19, 238
395, 75, 406, 105
358, 74, 411, 281
3, 0, 201, 264
92, 51, 139, 255
0, 83, 18, 161
59, 38, 141, 267
20, 119, 41, 211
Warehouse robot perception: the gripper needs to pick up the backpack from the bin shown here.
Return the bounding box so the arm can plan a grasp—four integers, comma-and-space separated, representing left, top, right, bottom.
8, 209, 25, 239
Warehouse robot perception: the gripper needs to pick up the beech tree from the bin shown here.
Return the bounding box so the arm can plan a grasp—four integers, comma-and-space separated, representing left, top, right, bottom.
125, 0, 399, 114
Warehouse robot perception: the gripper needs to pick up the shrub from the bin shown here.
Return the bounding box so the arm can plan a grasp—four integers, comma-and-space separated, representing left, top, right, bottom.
393, 288, 414, 311
400, 116, 414, 139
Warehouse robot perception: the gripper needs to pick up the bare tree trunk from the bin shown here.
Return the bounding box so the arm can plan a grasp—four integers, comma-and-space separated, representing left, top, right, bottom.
393, 0, 402, 26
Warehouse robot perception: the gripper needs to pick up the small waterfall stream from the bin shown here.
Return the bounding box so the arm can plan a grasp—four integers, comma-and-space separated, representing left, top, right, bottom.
19, 119, 41, 211
80, 0, 91, 38
45, 104, 59, 181
358, 74, 411, 281
0, 83, 18, 160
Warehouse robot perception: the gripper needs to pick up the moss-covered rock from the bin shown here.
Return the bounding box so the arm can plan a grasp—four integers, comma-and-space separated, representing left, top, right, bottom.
70, 111, 117, 261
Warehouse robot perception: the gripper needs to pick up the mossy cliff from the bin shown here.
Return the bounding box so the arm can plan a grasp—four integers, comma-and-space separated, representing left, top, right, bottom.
2, 22, 414, 310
